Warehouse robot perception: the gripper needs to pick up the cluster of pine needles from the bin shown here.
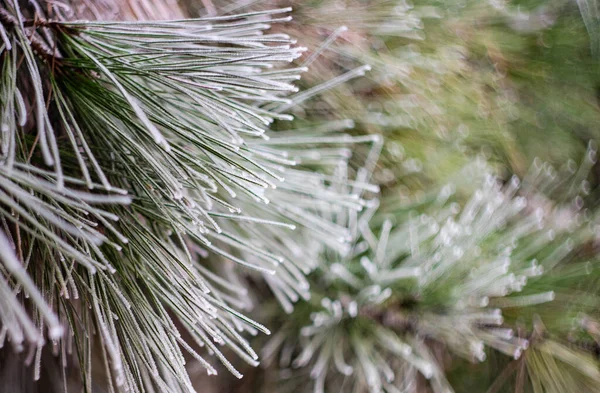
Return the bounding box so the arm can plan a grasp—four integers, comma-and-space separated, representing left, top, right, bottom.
1, 1, 600, 393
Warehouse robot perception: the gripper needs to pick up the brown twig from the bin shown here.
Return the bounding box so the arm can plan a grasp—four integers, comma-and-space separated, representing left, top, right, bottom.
339, 295, 418, 333
0, 7, 63, 63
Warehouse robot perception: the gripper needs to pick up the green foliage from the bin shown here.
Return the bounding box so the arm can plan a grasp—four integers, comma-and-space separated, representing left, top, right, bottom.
0, 2, 377, 391
258, 157, 600, 393
1, 1, 600, 393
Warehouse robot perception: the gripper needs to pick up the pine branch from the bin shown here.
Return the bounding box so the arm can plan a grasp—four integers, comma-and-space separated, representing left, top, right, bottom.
261, 156, 600, 393
0, 2, 378, 391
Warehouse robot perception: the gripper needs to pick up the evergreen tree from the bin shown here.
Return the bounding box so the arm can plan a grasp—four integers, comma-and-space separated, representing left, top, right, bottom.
1, 1, 599, 393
